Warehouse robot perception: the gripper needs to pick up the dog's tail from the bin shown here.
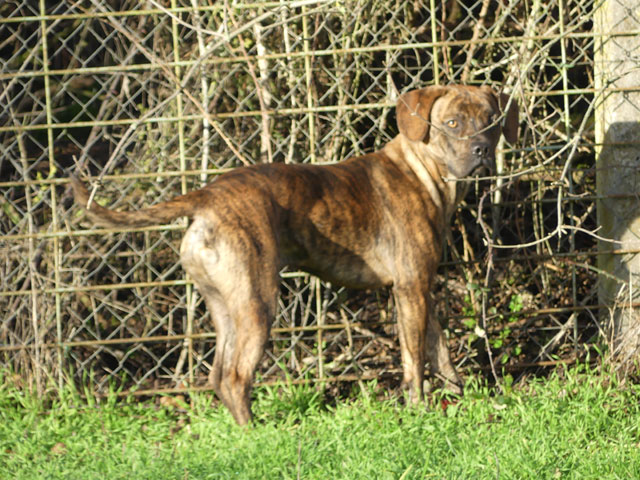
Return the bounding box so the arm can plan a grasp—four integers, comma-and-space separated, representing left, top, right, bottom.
70, 175, 207, 228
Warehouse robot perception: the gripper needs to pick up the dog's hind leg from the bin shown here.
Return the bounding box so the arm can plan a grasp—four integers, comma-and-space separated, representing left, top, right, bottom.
201, 290, 274, 425
222, 294, 275, 425
181, 216, 279, 425
201, 292, 235, 410
215, 252, 279, 425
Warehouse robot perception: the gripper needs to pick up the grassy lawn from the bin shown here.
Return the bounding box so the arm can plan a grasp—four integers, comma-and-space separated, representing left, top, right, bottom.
1, 366, 639, 479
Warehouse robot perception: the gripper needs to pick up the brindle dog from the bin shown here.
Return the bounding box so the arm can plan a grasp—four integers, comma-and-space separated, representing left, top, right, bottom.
71, 85, 518, 425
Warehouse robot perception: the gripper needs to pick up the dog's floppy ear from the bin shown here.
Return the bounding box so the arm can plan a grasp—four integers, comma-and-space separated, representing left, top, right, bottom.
498, 93, 519, 144
396, 87, 448, 142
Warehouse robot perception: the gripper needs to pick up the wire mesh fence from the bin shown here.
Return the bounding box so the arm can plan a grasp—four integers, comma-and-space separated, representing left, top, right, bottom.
0, 0, 634, 398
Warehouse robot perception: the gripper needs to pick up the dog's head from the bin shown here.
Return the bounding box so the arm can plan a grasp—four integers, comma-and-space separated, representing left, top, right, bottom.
396, 85, 519, 178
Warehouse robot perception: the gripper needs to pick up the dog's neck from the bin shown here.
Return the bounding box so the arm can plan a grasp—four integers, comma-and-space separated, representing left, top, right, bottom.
384, 135, 460, 224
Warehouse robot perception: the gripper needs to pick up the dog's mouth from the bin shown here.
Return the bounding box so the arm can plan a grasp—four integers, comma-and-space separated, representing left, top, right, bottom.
469, 156, 494, 176
449, 159, 491, 179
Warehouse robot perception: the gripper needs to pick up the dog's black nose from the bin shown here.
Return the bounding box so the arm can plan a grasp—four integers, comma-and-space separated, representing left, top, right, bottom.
472, 143, 490, 158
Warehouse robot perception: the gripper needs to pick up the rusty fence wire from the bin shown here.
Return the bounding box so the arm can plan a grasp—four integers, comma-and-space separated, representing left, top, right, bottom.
0, 0, 635, 397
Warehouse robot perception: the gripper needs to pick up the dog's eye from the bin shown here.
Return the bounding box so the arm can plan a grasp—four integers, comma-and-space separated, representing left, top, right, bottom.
446, 119, 458, 128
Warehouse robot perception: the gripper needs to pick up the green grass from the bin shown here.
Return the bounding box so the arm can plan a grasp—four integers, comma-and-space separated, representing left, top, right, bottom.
1, 366, 639, 479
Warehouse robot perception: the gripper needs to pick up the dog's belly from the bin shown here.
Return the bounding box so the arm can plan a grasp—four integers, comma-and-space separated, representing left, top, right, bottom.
283, 247, 393, 290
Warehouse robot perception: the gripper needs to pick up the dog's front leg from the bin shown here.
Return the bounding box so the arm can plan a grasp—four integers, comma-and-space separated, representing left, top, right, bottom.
426, 300, 463, 395
393, 285, 429, 404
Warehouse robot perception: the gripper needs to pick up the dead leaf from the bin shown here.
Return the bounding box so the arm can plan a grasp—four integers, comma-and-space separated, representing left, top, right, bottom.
50, 442, 67, 455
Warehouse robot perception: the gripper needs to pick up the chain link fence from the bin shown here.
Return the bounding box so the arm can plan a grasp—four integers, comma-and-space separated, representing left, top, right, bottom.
0, 0, 629, 398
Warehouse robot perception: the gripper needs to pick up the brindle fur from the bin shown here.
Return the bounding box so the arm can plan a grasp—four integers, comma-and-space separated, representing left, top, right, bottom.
71, 85, 518, 425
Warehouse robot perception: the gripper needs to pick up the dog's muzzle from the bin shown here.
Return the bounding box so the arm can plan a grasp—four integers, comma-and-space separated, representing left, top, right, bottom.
471, 142, 495, 172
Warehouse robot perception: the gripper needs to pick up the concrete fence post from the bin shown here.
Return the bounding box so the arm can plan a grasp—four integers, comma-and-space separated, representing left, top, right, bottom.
594, 0, 640, 365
